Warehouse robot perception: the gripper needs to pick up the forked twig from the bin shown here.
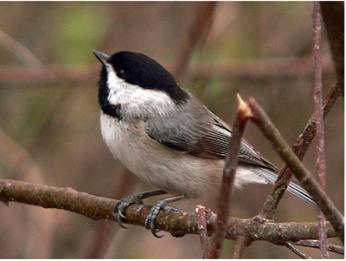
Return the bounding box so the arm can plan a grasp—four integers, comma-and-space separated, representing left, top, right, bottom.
248, 99, 344, 242
258, 1, 343, 221
258, 83, 342, 220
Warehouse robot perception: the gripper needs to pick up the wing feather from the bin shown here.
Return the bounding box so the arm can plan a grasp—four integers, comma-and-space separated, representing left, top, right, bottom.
144, 99, 317, 207
144, 96, 276, 171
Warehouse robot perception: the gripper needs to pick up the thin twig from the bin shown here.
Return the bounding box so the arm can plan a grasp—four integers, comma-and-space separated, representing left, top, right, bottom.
232, 236, 247, 259
226, 3, 343, 227
292, 240, 344, 255
209, 95, 252, 258
292, 83, 342, 159
258, 0, 343, 221
312, 2, 329, 258
0, 129, 40, 176
195, 205, 210, 258
284, 242, 312, 259
248, 98, 344, 242
172, 2, 216, 80
0, 57, 334, 84
320, 2, 344, 92
0, 30, 44, 70
258, 83, 342, 219
86, 169, 136, 258
312, 0, 325, 191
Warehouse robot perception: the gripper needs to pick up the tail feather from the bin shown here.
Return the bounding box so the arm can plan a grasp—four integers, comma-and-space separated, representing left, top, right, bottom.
286, 181, 318, 208
255, 167, 318, 208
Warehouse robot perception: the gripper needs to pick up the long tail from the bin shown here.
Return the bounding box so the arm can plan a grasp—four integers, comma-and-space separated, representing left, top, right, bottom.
286, 181, 317, 208
255, 167, 318, 208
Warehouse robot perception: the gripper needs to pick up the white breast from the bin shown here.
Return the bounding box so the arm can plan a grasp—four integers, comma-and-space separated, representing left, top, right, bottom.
100, 112, 224, 197
100, 112, 268, 200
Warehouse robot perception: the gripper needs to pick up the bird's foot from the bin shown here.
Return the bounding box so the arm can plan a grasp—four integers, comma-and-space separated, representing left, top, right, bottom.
114, 190, 167, 228
144, 194, 186, 238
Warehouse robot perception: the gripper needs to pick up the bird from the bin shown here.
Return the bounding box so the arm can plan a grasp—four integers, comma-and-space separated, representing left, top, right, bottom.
93, 50, 316, 237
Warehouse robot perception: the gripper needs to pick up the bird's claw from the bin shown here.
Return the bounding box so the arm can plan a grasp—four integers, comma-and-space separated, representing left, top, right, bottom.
113, 191, 184, 237
144, 200, 178, 238
114, 194, 144, 228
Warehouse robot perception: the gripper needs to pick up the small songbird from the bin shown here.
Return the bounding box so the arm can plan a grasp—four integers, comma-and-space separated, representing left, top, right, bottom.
93, 50, 316, 236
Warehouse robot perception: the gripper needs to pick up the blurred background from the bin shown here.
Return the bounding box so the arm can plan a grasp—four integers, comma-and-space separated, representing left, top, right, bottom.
0, 2, 343, 258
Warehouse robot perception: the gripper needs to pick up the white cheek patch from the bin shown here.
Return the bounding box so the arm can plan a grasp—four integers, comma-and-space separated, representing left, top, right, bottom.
106, 66, 127, 100
105, 66, 176, 117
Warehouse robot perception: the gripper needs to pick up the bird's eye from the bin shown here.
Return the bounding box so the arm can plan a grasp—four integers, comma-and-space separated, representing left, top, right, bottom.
117, 68, 126, 79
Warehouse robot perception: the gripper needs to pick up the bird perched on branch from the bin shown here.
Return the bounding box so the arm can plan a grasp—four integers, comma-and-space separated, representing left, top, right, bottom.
93, 50, 316, 237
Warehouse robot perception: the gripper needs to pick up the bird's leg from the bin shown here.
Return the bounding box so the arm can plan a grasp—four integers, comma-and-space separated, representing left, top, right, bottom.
144, 194, 187, 238
114, 189, 167, 228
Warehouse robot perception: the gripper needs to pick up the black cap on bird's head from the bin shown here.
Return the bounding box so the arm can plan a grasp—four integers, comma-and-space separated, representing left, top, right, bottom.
93, 50, 188, 104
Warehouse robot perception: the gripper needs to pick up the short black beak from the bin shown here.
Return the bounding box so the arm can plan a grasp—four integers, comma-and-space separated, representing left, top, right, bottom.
93, 50, 110, 65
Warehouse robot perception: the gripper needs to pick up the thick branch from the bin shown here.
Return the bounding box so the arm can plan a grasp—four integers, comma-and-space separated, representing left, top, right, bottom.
0, 179, 337, 244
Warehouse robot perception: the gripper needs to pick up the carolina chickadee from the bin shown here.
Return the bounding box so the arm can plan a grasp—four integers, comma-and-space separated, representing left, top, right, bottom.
93, 50, 316, 236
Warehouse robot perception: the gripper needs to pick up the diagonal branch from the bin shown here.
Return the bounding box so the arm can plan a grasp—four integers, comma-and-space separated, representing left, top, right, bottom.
172, 2, 216, 80
320, 2, 344, 93
0, 30, 55, 80
209, 95, 251, 258
258, 0, 343, 221
248, 98, 344, 242
0, 30, 44, 70
284, 242, 311, 259
258, 83, 342, 220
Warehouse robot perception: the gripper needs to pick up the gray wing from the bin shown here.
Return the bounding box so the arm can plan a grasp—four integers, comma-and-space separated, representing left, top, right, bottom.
144, 96, 276, 171
198, 116, 277, 171
144, 98, 317, 207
